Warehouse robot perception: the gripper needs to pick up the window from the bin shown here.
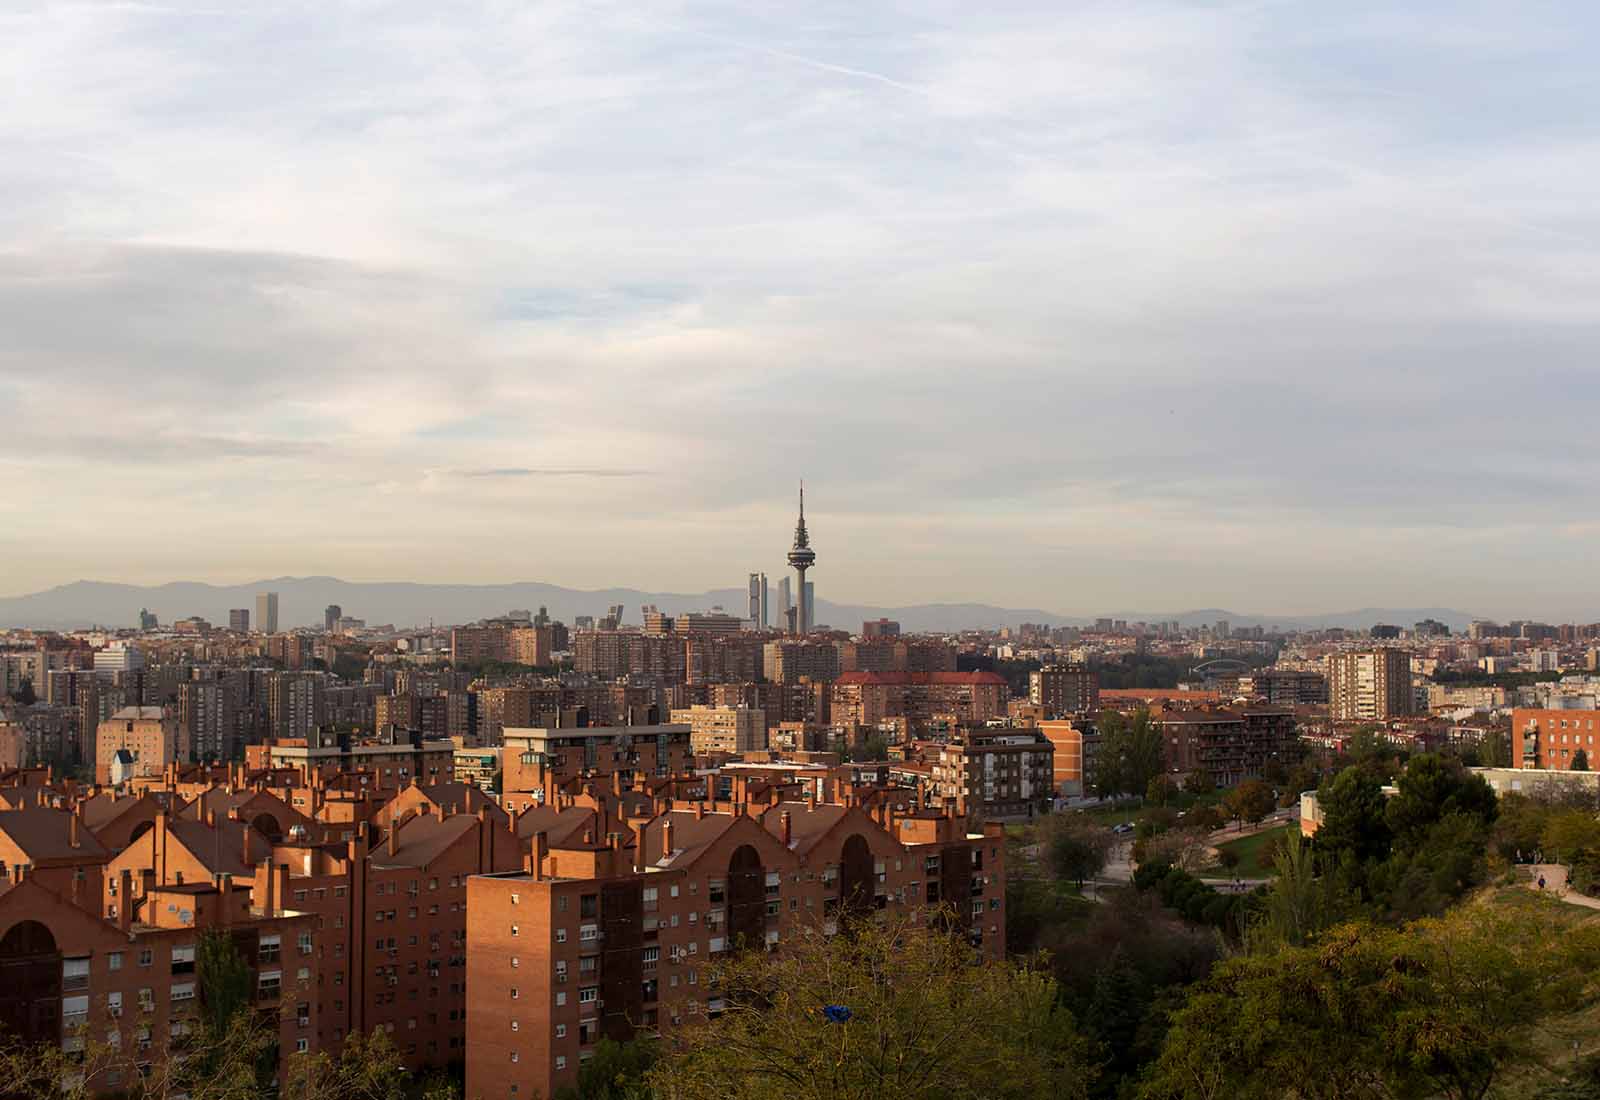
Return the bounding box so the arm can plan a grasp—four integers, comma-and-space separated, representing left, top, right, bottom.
580, 925, 598, 942
510, 924, 519, 937
555, 929, 567, 944
171, 982, 196, 1003
555, 1057, 567, 1070
555, 992, 567, 1007
555, 1024, 567, 1038
106, 992, 122, 1017
107, 952, 123, 972
62, 957, 90, 991
258, 935, 281, 963
579, 987, 598, 1004
299, 933, 313, 956
139, 949, 153, 968
171, 944, 196, 974
510, 987, 519, 1000
296, 1038, 310, 1054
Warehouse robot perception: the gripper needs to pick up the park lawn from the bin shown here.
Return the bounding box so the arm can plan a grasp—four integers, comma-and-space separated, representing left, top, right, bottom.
1214, 825, 1294, 878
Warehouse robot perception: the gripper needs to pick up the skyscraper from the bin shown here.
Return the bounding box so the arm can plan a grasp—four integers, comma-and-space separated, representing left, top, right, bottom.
778, 577, 792, 623
256, 591, 279, 634
228, 608, 250, 633
324, 604, 342, 633
804, 581, 814, 631
786, 484, 817, 634
1326, 649, 1415, 721
748, 573, 763, 626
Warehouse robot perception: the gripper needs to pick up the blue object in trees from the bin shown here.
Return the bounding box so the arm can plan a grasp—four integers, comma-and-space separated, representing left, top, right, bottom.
823, 1005, 853, 1024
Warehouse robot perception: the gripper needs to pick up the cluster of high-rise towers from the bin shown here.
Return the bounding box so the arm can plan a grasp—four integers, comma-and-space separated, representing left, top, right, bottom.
747, 485, 818, 634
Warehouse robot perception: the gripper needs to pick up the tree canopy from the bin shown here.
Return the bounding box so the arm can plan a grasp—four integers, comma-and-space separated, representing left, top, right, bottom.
1141, 897, 1600, 1100
1096, 709, 1164, 800
648, 915, 1097, 1100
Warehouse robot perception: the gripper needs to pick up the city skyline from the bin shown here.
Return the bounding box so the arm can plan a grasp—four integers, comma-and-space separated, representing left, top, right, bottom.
7, 3, 1600, 613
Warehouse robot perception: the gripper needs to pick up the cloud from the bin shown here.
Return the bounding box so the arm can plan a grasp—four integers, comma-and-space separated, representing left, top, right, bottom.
2, 0, 1599, 617
452, 468, 647, 479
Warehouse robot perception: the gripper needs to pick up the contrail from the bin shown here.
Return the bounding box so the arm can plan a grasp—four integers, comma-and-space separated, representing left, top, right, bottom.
678, 27, 931, 99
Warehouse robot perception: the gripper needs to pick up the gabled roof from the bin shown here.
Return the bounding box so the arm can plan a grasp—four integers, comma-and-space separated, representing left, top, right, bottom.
639, 810, 793, 870
371, 815, 478, 870
166, 817, 271, 878
0, 877, 130, 944
515, 806, 597, 847
0, 807, 110, 864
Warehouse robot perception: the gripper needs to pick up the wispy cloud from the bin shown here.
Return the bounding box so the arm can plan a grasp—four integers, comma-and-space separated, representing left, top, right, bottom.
2, 1, 1598, 617
454, 468, 647, 479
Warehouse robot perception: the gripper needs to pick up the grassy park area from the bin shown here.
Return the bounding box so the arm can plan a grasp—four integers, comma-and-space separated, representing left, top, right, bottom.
1213, 824, 1294, 878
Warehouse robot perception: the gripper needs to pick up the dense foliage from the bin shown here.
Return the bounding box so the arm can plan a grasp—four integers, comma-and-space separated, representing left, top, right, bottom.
648, 915, 1096, 1100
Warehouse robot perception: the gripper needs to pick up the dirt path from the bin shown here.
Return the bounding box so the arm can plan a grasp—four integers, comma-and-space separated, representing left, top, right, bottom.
1527, 864, 1600, 911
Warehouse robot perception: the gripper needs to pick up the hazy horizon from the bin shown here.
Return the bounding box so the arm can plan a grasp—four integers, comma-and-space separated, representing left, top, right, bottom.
6, 2, 1599, 616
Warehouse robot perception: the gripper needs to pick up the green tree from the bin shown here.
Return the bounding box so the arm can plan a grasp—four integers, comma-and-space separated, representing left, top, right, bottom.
1222, 780, 1273, 830
1086, 947, 1146, 1093
1147, 774, 1176, 806
1479, 728, 1512, 768
197, 929, 253, 1041
555, 1037, 658, 1100
1245, 829, 1351, 952
1097, 710, 1164, 800
648, 915, 1097, 1100
1182, 769, 1213, 796
1143, 899, 1600, 1100
844, 734, 890, 763
1045, 820, 1111, 888
1491, 792, 1550, 863
1383, 753, 1497, 854
1314, 766, 1391, 867
1575, 749, 1591, 772
283, 1027, 409, 1100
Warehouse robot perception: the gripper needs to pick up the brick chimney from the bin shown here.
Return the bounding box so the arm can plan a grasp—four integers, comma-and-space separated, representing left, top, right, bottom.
69, 812, 80, 850
118, 870, 133, 931
153, 810, 169, 884
661, 817, 675, 858
530, 831, 547, 882
780, 811, 792, 847
634, 822, 647, 873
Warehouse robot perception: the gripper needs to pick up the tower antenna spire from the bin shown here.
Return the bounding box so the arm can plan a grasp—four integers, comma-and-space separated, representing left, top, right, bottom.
786, 481, 817, 633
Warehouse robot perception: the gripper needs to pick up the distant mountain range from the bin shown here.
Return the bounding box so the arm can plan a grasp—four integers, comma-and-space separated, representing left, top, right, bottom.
0, 577, 1478, 635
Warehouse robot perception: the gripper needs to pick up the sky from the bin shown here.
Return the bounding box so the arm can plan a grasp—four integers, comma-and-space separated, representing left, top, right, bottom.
3, 1, 1599, 619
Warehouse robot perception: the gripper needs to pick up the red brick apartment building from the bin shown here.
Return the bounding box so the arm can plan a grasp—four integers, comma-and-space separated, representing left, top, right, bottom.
0, 834, 317, 1095
1512, 708, 1600, 769
1155, 707, 1299, 786
831, 671, 1008, 737
501, 723, 696, 806
465, 797, 1005, 1100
